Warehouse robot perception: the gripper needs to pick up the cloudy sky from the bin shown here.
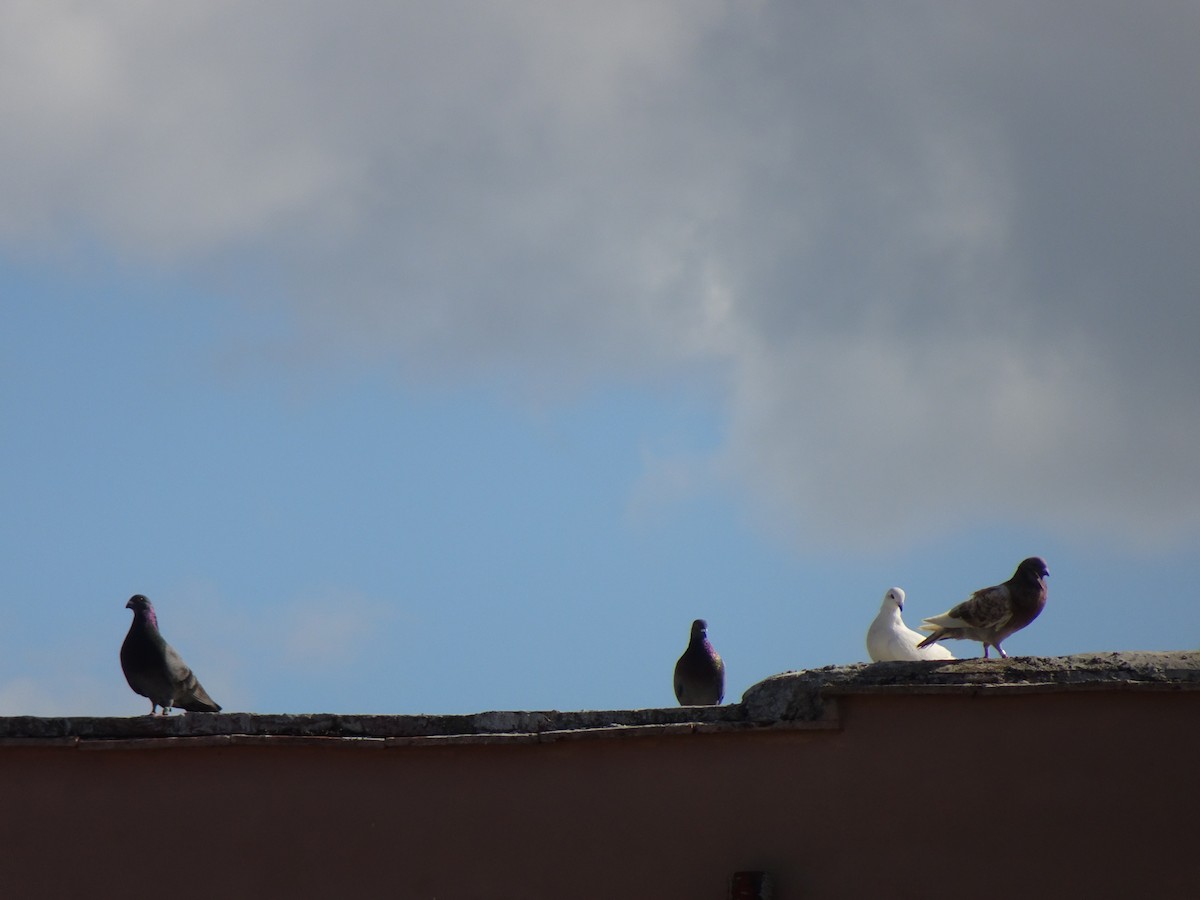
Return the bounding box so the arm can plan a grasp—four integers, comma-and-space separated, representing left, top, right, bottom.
2, 2, 1197, 715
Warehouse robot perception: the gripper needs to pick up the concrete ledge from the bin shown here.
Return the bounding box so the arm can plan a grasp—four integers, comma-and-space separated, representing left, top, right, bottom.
0, 703, 750, 744
0, 708, 837, 748
0, 651, 1193, 747
740, 650, 1200, 721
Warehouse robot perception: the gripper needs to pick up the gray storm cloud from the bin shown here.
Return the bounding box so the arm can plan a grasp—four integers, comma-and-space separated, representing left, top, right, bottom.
2, 2, 1198, 550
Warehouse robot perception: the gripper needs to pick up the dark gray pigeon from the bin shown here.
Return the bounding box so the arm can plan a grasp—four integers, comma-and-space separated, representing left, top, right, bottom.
917, 557, 1049, 659
120, 594, 221, 714
674, 619, 725, 705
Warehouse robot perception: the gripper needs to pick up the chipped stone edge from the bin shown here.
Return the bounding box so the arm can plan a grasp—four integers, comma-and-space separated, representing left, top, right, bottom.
3, 652, 1196, 748
0, 712, 841, 751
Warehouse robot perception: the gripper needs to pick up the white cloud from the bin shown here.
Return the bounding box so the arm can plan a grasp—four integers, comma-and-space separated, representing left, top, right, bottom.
275, 589, 395, 669
4, 2, 1200, 550
0, 675, 121, 717
165, 580, 398, 673
721, 329, 1137, 551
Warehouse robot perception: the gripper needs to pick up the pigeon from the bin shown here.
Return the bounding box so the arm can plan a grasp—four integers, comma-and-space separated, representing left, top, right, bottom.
120, 594, 221, 714
917, 557, 1049, 659
866, 587, 955, 662
674, 618, 725, 705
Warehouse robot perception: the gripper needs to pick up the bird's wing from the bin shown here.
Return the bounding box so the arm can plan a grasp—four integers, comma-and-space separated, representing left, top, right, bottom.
885, 628, 924, 660
162, 642, 196, 689
866, 615, 891, 661
869, 612, 954, 660
903, 625, 955, 658
920, 585, 1014, 632
950, 585, 1014, 630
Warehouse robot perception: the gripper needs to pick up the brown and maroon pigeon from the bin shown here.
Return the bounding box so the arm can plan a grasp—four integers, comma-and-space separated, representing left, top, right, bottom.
120, 594, 221, 714
673, 618, 725, 705
917, 557, 1049, 658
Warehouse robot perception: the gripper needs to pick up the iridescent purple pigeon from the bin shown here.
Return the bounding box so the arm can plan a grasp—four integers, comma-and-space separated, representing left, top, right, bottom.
673, 618, 725, 706
120, 594, 221, 714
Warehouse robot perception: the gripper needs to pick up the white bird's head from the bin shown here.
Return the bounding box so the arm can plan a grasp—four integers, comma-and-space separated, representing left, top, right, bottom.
883, 587, 905, 611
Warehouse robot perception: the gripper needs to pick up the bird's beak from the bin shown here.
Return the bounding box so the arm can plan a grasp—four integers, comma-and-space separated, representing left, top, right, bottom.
125, 599, 134, 609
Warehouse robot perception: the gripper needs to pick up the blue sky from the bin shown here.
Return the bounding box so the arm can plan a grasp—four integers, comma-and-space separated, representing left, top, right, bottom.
2, 3, 1198, 716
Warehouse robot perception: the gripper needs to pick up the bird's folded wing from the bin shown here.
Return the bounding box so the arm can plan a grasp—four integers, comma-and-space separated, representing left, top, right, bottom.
954, 586, 1014, 629
163, 643, 195, 686
921, 586, 1014, 631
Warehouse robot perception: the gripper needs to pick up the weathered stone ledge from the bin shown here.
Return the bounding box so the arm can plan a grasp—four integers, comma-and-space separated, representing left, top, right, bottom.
0, 651, 1194, 746
0, 703, 750, 743
740, 650, 1200, 721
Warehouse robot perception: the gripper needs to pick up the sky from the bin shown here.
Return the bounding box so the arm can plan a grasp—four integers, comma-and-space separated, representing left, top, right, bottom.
1, 2, 1198, 716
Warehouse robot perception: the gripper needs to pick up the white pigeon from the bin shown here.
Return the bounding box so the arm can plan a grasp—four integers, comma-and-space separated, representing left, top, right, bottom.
866, 587, 956, 662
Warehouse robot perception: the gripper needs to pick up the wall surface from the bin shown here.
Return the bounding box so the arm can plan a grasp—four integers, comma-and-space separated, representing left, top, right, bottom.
2, 685, 1198, 899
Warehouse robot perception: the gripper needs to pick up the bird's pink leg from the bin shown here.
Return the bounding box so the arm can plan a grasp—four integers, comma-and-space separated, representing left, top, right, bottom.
982, 644, 990, 659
